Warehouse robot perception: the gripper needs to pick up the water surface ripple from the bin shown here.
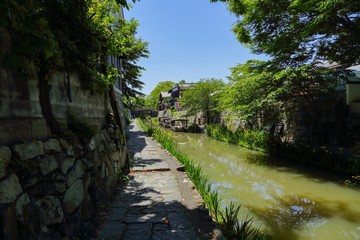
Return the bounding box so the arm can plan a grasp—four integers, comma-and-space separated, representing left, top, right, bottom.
173, 132, 360, 240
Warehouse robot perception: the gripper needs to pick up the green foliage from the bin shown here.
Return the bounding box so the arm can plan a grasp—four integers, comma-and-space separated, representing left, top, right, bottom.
1, 0, 148, 96
181, 78, 225, 123
206, 189, 221, 222
209, 0, 358, 148
207, 123, 360, 176
127, 95, 146, 111
219, 203, 241, 238
222, 60, 338, 131
111, 17, 149, 100
146, 81, 175, 109
137, 117, 153, 135
206, 124, 272, 151
114, 0, 137, 10
144, 123, 267, 239
221, 60, 281, 130
212, 0, 360, 67
234, 216, 265, 240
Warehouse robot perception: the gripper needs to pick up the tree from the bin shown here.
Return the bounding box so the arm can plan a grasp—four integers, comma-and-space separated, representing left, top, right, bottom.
181, 78, 225, 123
221, 60, 281, 130
146, 81, 175, 109
223, 60, 338, 141
111, 18, 149, 101
126, 95, 146, 110
211, 0, 360, 67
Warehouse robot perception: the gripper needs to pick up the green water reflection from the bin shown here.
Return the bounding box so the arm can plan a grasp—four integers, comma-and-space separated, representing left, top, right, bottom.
172, 132, 360, 240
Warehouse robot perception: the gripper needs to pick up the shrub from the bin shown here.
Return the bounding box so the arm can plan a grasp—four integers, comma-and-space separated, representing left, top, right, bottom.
206, 124, 271, 151
207, 123, 359, 177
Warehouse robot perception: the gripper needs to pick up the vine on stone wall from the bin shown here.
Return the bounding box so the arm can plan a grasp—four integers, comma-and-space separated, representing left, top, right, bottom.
1, 0, 145, 93
0, 0, 148, 135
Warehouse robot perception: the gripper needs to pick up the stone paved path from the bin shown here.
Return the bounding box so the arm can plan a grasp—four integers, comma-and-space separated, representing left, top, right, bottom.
97, 120, 219, 240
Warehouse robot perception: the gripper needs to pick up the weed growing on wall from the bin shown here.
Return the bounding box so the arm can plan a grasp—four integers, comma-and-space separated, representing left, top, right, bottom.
206, 124, 271, 151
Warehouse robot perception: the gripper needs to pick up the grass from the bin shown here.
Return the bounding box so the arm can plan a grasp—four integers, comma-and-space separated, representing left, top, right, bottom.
206, 124, 272, 152
137, 117, 154, 135
138, 118, 268, 239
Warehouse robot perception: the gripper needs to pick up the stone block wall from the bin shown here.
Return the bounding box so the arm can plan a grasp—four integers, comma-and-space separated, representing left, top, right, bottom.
0, 124, 127, 239
49, 72, 105, 121
0, 62, 105, 145
219, 98, 349, 146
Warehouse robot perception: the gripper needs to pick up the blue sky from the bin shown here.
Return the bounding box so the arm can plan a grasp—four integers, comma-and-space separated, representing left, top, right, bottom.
124, 0, 267, 95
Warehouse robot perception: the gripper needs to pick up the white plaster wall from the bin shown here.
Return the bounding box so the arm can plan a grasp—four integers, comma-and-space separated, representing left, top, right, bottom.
346, 83, 360, 105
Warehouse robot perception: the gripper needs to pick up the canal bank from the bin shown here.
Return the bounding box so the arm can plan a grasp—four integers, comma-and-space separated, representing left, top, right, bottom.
172, 131, 360, 240
97, 120, 221, 239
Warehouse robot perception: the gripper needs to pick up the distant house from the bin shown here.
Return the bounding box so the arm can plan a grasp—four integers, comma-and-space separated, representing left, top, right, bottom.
315, 60, 360, 114
158, 91, 171, 111
157, 83, 196, 111
167, 83, 196, 110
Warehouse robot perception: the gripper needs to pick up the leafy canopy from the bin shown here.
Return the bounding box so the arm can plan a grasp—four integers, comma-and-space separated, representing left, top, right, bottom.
181, 78, 225, 123
222, 60, 338, 129
221, 60, 279, 129
112, 18, 149, 100
211, 0, 360, 66
0, 0, 148, 98
126, 95, 146, 110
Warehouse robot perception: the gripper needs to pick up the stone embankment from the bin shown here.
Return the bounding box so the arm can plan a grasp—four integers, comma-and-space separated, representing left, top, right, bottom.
97, 121, 221, 240
0, 124, 127, 239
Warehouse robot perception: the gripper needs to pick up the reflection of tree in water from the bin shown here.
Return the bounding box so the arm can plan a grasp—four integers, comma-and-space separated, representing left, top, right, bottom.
254, 195, 330, 229
244, 152, 269, 166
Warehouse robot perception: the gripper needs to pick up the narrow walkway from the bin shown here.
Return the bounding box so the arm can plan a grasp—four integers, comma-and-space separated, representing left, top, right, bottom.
97, 120, 219, 240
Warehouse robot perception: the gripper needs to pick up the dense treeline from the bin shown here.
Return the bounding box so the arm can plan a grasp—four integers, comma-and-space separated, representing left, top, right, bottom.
211, 0, 360, 67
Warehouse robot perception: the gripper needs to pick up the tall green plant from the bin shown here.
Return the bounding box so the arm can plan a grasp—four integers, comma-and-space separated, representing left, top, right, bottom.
138, 120, 268, 239
206, 124, 271, 151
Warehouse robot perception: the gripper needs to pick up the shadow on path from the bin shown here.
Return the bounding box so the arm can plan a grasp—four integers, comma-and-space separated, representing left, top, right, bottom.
96, 120, 219, 240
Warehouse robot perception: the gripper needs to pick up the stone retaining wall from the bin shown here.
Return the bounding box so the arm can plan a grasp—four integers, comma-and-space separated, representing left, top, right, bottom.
0, 68, 106, 145
0, 124, 127, 239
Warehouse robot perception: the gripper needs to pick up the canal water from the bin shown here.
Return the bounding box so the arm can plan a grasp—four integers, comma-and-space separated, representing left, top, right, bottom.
172, 132, 360, 240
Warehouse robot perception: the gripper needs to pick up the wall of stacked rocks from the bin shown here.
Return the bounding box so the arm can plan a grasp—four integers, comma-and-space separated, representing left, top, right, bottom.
0, 123, 128, 239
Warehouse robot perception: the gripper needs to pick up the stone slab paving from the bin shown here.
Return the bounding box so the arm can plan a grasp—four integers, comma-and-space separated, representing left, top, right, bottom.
97, 120, 203, 240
